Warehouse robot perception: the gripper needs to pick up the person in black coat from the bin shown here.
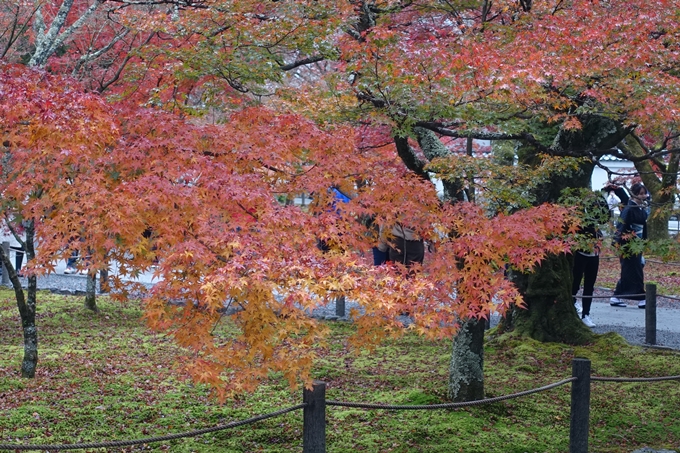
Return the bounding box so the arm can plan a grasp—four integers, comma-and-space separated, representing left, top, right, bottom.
610, 182, 649, 308
572, 191, 610, 327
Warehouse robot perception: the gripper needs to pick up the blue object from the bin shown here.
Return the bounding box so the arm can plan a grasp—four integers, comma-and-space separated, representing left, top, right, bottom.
331, 187, 351, 204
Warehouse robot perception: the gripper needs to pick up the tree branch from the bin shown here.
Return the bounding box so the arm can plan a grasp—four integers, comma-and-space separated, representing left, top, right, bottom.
278, 55, 325, 71
29, 0, 104, 67
414, 122, 552, 154
393, 136, 430, 181
73, 28, 130, 76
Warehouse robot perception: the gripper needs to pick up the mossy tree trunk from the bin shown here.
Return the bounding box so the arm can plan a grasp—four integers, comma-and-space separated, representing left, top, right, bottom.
508, 254, 593, 344
84, 272, 98, 312
448, 318, 485, 401
0, 220, 39, 377
503, 118, 625, 345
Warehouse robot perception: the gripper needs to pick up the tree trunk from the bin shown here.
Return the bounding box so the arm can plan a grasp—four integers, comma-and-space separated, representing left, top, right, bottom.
21, 275, 39, 377
407, 129, 487, 401
618, 135, 679, 240
99, 269, 109, 293
393, 129, 487, 401
448, 318, 485, 401
506, 138, 600, 344
0, 222, 39, 377
84, 272, 98, 312
647, 209, 670, 241
509, 254, 593, 344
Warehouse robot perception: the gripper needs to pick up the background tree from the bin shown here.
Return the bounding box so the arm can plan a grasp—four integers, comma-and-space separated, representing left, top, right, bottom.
616, 135, 680, 241
0, 64, 120, 376
298, 0, 680, 343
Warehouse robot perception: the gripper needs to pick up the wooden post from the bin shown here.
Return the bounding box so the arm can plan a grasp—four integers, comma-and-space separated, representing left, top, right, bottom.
303, 381, 326, 453
645, 283, 657, 345
335, 296, 345, 318
1, 241, 9, 285
99, 269, 109, 293
569, 358, 591, 453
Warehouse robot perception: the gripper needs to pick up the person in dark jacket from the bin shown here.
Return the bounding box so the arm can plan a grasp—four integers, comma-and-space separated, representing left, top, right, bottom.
388, 224, 424, 268
572, 191, 610, 327
610, 182, 649, 308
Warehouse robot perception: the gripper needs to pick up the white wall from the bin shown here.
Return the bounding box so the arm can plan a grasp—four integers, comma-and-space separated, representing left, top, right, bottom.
591, 158, 636, 191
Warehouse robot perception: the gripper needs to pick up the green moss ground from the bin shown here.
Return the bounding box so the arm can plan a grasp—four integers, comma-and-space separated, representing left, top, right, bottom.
1, 290, 680, 452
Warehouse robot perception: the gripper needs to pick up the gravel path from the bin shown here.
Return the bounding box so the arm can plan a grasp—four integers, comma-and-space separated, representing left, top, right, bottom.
588, 287, 680, 350
6, 273, 153, 297
313, 289, 680, 351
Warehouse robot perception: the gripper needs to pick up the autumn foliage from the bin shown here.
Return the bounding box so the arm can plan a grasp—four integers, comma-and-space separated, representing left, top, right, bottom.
16, 0, 680, 397
0, 60, 580, 397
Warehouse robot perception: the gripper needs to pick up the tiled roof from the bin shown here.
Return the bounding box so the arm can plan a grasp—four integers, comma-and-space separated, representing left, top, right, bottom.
599, 154, 627, 161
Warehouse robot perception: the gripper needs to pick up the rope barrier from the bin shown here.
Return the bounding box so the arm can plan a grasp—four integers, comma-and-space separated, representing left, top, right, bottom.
643, 258, 680, 267
573, 294, 646, 300
2, 372, 680, 451
0, 404, 306, 451
573, 287, 680, 301
599, 256, 680, 267
327, 377, 576, 410
592, 375, 680, 383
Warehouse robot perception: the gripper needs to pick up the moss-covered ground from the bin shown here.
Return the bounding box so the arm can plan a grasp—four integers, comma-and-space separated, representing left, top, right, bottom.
1, 290, 679, 452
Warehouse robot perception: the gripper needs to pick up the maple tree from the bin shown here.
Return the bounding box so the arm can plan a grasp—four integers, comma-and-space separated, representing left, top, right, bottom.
114, 104, 575, 399
104, 1, 594, 366
0, 64, 121, 376
251, 0, 680, 344
1, 61, 574, 399
7, 0, 680, 400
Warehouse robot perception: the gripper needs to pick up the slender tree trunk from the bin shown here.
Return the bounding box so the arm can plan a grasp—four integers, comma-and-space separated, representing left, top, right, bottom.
84, 272, 98, 312
99, 269, 109, 293
449, 318, 485, 401
21, 275, 38, 377
408, 128, 485, 401
0, 221, 39, 377
22, 222, 38, 377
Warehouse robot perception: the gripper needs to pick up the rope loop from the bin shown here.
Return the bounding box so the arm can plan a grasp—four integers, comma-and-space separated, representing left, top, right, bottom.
0, 404, 306, 451
592, 375, 680, 383
327, 377, 577, 410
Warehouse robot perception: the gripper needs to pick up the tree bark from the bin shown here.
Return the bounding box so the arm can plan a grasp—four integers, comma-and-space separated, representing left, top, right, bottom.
99, 269, 109, 293
448, 318, 485, 401
617, 136, 679, 241
21, 274, 38, 377
28, 0, 102, 68
508, 254, 592, 344
410, 127, 485, 400
0, 221, 38, 377
84, 272, 98, 312
503, 136, 601, 344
